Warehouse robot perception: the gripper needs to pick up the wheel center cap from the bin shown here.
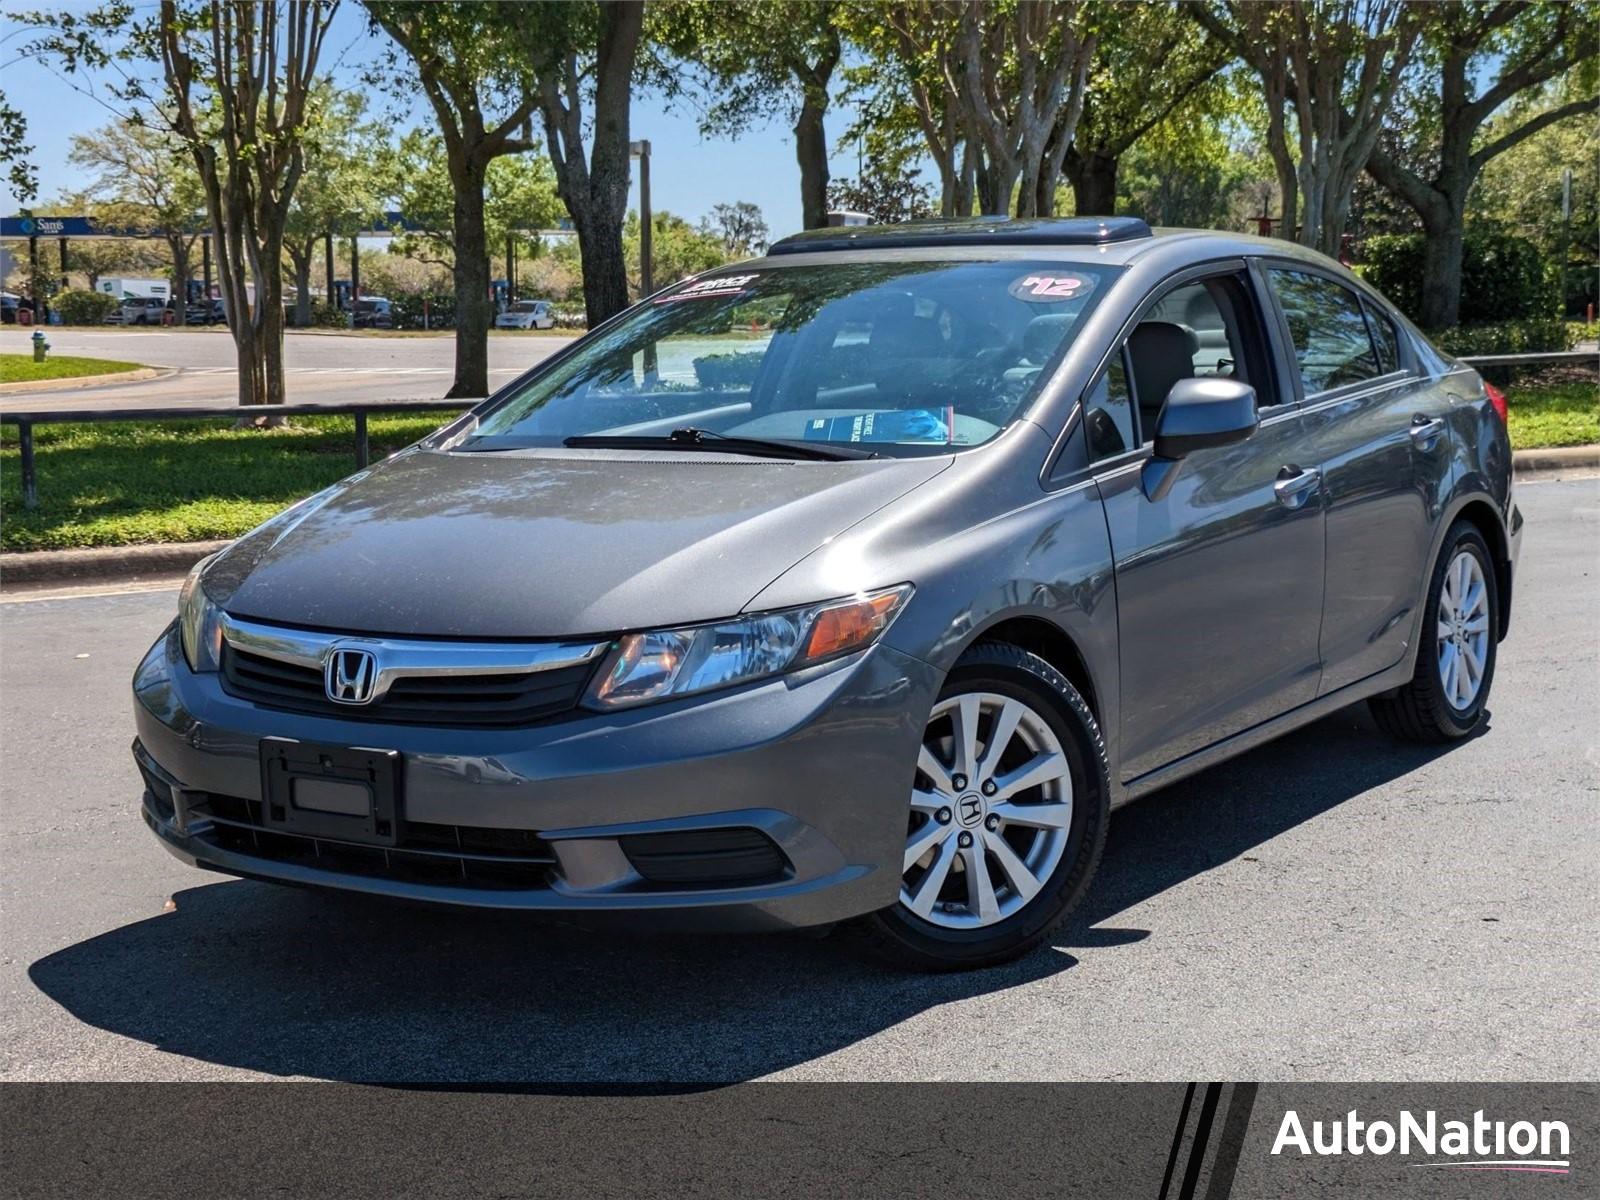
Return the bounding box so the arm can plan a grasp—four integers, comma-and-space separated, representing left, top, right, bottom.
956, 792, 986, 828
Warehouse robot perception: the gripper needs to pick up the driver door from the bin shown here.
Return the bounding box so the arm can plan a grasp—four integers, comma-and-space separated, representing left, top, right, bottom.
1091, 263, 1326, 781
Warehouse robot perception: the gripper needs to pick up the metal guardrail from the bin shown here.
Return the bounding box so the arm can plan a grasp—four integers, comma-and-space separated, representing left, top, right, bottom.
1456, 350, 1595, 367
1, 399, 475, 510
1, 349, 1594, 510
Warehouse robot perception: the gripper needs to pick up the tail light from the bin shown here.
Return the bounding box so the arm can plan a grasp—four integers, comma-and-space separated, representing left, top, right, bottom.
1483, 381, 1508, 424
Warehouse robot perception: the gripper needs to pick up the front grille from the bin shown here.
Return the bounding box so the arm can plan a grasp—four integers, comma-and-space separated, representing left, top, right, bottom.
220, 643, 597, 728
620, 828, 789, 887
194, 793, 556, 890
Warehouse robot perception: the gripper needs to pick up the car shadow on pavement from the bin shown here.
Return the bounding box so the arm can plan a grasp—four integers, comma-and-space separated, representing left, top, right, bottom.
28, 704, 1479, 1083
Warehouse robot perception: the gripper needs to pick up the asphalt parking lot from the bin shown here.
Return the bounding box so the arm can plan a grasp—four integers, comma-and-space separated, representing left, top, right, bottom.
1, 477, 1594, 1083
0, 327, 575, 411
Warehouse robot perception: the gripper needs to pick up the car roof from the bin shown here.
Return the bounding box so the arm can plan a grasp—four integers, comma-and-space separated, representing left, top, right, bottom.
752, 218, 1341, 274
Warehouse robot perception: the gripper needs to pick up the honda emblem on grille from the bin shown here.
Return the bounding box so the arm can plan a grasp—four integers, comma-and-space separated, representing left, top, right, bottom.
325, 647, 378, 705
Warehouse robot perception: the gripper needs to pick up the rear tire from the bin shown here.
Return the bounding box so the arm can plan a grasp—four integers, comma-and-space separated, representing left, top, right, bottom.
1369, 520, 1498, 743
856, 642, 1109, 971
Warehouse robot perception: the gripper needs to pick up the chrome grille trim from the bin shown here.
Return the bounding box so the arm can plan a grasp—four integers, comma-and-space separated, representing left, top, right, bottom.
219, 613, 609, 706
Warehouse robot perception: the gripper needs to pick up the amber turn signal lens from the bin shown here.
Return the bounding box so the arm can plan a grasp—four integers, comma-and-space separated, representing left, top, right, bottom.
801, 587, 911, 664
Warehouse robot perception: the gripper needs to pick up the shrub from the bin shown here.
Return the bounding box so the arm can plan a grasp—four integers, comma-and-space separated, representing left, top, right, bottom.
388, 294, 453, 330
693, 351, 763, 389
309, 301, 347, 329
50, 289, 120, 325
1562, 260, 1598, 317
1363, 229, 1556, 326
1433, 319, 1577, 357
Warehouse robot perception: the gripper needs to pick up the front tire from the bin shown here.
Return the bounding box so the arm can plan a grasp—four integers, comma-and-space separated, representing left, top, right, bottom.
857, 643, 1109, 971
1369, 520, 1498, 742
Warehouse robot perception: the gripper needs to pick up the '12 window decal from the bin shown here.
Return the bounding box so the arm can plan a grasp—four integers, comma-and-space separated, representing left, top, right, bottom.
1009, 274, 1093, 302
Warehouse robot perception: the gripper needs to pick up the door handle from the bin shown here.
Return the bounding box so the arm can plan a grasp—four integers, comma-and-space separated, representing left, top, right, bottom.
1409, 415, 1446, 449
1273, 466, 1321, 509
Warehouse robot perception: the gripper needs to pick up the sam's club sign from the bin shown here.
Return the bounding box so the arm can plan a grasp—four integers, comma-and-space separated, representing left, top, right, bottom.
2, 215, 99, 238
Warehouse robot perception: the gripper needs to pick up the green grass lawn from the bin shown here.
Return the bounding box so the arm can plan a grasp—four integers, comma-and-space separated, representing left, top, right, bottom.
0, 353, 147, 385
1, 412, 452, 551
1505, 372, 1599, 451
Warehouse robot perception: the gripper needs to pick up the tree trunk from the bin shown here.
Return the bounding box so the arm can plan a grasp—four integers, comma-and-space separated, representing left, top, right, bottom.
574, 209, 630, 328
1419, 211, 1464, 331
449, 153, 492, 398
253, 227, 289, 412
956, 139, 977, 218
1034, 167, 1055, 218
977, 157, 1013, 217
168, 236, 190, 326
230, 307, 266, 408
1068, 149, 1118, 216
794, 93, 830, 230
216, 209, 267, 408
259, 275, 288, 408
235, 333, 264, 408
290, 242, 313, 328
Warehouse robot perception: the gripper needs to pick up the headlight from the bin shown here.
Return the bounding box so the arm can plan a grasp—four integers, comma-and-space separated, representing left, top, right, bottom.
587, 585, 912, 710
178, 554, 224, 672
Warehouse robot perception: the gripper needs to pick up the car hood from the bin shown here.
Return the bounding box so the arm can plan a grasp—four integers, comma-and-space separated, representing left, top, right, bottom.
205, 447, 949, 638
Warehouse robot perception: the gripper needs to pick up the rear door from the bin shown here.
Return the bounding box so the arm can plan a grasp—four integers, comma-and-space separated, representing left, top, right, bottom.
1091, 262, 1326, 780
1262, 265, 1451, 693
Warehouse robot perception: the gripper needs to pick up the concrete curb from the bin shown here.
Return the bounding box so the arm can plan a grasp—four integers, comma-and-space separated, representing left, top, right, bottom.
0, 539, 231, 587
1512, 444, 1600, 477
0, 366, 176, 395
1, 445, 1594, 589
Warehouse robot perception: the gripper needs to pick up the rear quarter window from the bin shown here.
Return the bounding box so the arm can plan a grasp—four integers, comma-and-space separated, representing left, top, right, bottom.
1268, 268, 1382, 394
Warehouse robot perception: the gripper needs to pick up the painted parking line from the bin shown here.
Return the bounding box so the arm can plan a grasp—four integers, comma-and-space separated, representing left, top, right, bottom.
0, 578, 182, 604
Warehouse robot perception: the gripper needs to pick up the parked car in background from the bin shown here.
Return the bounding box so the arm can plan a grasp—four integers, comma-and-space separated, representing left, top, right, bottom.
186, 298, 227, 326
106, 296, 169, 326
134, 217, 1520, 970
495, 299, 556, 330
0, 293, 18, 324
352, 297, 395, 330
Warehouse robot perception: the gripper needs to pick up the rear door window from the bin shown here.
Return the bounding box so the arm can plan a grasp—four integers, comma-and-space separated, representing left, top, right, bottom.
1268, 268, 1381, 395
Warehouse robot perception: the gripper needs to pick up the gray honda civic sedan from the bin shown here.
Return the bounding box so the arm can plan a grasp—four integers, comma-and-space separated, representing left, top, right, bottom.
133, 217, 1520, 969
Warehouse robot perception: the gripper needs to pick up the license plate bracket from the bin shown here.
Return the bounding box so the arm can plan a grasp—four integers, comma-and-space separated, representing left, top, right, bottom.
259, 738, 401, 846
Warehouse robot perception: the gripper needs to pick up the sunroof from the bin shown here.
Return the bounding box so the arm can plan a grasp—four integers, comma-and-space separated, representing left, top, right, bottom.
767, 216, 1153, 255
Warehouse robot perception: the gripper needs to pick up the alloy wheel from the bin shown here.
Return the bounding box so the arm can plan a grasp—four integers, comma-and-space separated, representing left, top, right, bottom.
900, 691, 1073, 930
1436, 549, 1490, 710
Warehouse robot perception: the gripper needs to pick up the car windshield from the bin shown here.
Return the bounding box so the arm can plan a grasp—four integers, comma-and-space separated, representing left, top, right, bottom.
511, 301, 542, 313
462, 258, 1119, 456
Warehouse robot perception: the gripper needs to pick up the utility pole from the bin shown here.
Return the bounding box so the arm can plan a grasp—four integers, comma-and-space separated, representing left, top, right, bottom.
1558, 168, 1572, 319
349, 234, 360, 327
324, 232, 336, 314
631, 139, 652, 296
27, 234, 40, 320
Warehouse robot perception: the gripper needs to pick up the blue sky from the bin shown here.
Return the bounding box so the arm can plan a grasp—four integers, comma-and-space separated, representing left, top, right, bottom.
0, 3, 870, 240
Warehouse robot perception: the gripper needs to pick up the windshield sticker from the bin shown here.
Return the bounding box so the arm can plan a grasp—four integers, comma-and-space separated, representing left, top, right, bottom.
1008, 273, 1094, 302
802, 408, 954, 445
656, 273, 761, 303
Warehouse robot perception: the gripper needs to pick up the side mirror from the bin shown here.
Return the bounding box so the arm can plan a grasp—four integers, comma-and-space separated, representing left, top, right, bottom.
1141, 377, 1260, 501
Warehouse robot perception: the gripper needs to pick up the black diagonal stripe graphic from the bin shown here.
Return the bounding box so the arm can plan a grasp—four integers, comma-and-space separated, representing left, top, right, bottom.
1203, 1083, 1260, 1200
1159, 1082, 1198, 1200
1178, 1083, 1225, 1199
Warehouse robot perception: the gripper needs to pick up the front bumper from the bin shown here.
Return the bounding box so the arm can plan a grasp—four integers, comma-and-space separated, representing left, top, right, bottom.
132, 624, 940, 931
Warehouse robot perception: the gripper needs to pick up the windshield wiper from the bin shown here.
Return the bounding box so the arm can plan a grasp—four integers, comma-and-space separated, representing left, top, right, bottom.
563, 427, 879, 461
